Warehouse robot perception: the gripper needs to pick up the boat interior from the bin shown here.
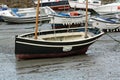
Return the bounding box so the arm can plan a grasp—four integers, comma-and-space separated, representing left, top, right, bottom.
38, 32, 92, 42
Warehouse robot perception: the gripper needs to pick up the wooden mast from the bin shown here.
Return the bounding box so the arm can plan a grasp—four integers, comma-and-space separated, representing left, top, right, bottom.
34, 0, 40, 39
85, 0, 88, 38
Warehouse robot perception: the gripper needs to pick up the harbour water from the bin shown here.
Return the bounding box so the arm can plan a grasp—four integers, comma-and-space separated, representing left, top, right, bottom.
0, 22, 120, 80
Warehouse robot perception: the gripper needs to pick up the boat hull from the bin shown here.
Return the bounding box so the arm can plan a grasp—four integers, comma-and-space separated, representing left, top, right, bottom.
51, 23, 85, 29
15, 42, 91, 60
1, 6, 55, 23
2, 15, 50, 23
34, 0, 70, 10
49, 12, 88, 29
49, 14, 86, 24
68, 0, 101, 9
15, 27, 104, 60
91, 16, 120, 30
93, 3, 120, 15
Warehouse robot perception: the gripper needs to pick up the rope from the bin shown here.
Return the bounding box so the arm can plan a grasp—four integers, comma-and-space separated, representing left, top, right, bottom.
106, 33, 120, 43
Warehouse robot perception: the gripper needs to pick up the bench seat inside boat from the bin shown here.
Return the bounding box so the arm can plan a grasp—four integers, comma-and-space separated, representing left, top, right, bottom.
38, 32, 92, 42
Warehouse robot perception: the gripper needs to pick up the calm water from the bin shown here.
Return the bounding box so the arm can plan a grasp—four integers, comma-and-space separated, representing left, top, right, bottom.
0, 22, 120, 80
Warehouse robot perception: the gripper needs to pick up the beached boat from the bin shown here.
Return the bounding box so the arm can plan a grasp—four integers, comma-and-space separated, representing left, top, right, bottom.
49, 10, 90, 29
0, 4, 8, 11
1, 6, 56, 23
15, 27, 104, 60
15, 0, 104, 60
0, 4, 8, 21
0, 7, 35, 20
33, 0, 70, 10
91, 15, 120, 30
68, 0, 101, 10
93, 1, 120, 15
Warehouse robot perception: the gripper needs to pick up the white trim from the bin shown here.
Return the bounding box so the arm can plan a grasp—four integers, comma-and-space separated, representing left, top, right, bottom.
16, 39, 97, 47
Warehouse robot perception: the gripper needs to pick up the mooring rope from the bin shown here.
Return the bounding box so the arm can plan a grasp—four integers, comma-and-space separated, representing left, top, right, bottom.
106, 33, 120, 43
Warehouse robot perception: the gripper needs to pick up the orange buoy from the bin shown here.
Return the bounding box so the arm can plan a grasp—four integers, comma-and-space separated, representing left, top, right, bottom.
117, 6, 120, 10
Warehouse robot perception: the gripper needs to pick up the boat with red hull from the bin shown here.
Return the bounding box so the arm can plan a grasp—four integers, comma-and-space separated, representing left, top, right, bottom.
33, 0, 70, 10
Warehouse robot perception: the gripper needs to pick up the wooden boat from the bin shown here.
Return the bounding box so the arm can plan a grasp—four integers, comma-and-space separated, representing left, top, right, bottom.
1, 6, 56, 23
68, 0, 101, 10
15, 27, 104, 60
33, 0, 70, 10
15, 0, 104, 60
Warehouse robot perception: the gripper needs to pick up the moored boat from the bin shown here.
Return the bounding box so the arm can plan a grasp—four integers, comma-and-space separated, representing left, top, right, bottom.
68, 0, 101, 10
15, 27, 104, 60
49, 10, 90, 29
33, 0, 70, 10
0, 4, 8, 11
1, 6, 56, 23
93, 2, 120, 15
91, 15, 120, 30
0, 4, 8, 21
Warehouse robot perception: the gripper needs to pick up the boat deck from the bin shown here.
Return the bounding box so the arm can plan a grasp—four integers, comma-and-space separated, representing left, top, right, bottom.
37, 32, 92, 42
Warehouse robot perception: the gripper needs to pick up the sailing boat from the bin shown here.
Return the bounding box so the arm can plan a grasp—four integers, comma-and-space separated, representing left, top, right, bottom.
15, 0, 104, 60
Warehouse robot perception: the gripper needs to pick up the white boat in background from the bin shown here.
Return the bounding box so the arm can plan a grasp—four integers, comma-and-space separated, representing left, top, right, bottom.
0, 4, 8, 20
0, 7, 38, 20
93, 0, 120, 14
91, 16, 120, 30
49, 10, 90, 29
0, 4, 8, 11
33, 0, 70, 10
68, 0, 101, 9
1, 6, 56, 23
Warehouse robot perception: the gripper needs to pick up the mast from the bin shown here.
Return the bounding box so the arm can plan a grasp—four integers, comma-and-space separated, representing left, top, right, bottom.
85, 0, 88, 38
34, 0, 40, 39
